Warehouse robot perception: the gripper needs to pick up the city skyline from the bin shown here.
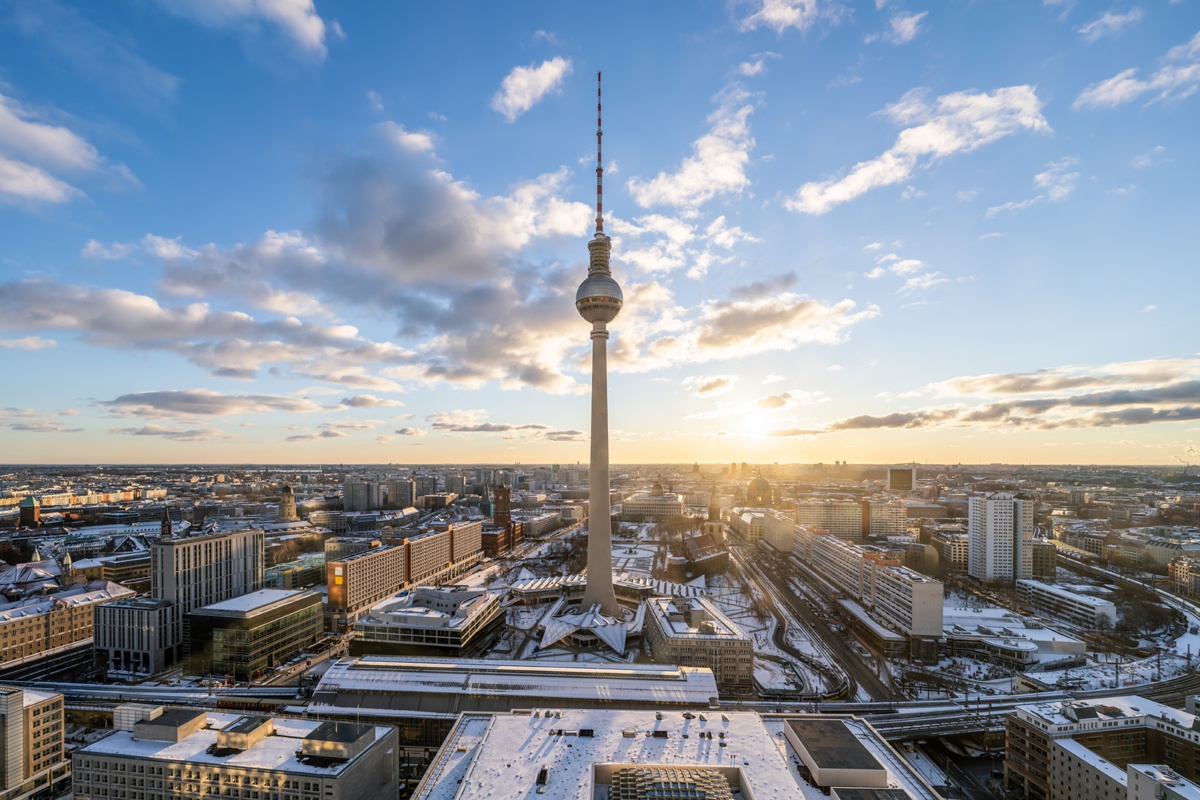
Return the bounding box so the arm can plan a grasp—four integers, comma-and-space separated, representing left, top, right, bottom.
2, 2, 1199, 465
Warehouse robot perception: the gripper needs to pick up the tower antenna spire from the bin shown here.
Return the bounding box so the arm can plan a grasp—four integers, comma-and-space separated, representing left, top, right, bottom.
595, 71, 603, 234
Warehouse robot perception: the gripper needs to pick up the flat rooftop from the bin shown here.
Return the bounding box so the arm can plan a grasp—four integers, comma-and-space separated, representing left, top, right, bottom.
310, 656, 720, 714
78, 713, 390, 776
786, 718, 882, 772
413, 710, 939, 800
192, 588, 313, 616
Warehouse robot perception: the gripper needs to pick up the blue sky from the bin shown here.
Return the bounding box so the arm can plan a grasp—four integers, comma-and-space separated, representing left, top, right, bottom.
1, 0, 1198, 465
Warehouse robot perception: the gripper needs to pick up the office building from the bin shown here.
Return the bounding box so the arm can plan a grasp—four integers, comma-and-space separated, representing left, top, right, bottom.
888, 465, 917, 491
343, 479, 383, 513
327, 546, 408, 631
353, 586, 503, 655
412, 475, 438, 500
1015, 580, 1117, 629
384, 478, 414, 509
793, 526, 943, 654
761, 509, 795, 553
644, 596, 754, 692
0, 686, 68, 800
969, 492, 1034, 583
95, 528, 264, 676
185, 589, 323, 680
795, 498, 904, 542
72, 710, 399, 800
621, 483, 684, 521
1006, 696, 1200, 800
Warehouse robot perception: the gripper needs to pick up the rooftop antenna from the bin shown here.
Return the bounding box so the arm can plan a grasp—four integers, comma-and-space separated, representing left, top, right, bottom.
595, 71, 603, 234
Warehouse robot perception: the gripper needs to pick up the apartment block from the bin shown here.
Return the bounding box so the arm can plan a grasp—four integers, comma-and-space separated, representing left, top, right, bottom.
0, 581, 133, 669
0, 686, 68, 800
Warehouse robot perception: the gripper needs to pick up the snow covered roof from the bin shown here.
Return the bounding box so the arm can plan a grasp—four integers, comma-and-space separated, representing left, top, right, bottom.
78, 713, 391, 776
413, 710, 940, 800
311, 656, 719, 711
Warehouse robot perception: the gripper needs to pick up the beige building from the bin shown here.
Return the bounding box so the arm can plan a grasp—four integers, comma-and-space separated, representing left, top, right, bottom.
0, 686, 68, 800
1007, 697, 1200, 800
72, 709, 398, 800
0, 581, 133, 669
644, 596, 754, 692
327, 546, 408, 631
621, 483, 684, 522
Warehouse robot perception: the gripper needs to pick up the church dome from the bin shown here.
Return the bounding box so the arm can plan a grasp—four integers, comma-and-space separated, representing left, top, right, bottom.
747, 476, 771, 505
650, 481, 665, 496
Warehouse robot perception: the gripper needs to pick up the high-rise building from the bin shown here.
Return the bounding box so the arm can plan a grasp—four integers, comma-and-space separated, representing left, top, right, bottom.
384, 477, 414, 509
968, 491, 1034, 583
887, 465, 917, 491
412, 475, 438, 500
0, 686, 68, 800
576, 72, 622, 616
95, 528, 265, 675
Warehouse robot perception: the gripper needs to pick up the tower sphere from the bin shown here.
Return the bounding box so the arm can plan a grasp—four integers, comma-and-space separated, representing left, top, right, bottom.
576, 270, 623, 323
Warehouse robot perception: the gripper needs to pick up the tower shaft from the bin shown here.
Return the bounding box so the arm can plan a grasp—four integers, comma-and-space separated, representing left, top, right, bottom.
580, 322, 617, 614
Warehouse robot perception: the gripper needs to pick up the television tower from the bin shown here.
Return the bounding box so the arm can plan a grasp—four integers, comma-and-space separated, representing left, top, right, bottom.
576, 71, 623, 615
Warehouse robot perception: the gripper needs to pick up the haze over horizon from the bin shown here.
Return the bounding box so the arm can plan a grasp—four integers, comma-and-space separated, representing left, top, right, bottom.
1, 1, 1198, 466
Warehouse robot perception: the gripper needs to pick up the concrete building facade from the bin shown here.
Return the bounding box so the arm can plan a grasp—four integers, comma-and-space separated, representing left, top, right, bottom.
969, 492, 1034, 583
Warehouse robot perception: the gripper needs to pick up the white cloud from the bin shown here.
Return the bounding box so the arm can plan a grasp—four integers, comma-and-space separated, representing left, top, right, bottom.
866, 11, 928, 45
82, 240, 135, 259
377, 121, 435, 154
108, 423, 221, 441
986, 156, 1079, 217
1075, 31, 1200, 109
626, 85, 756, 215
739, 60, 766, 77
491, 57, 572, 122
151, 0, 331, 58
0, 336, 56, 350
1132, 145, 1166, 168
739, 0, 844, 33
788, 85, 1048, 214
764, 373, 786, 384
1076, 8, 1144, 42
367, 91, 383, 113
0, 91, 134, 203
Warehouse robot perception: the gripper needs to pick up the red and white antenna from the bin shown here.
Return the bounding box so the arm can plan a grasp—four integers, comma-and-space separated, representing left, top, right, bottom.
595, 71, 604, 234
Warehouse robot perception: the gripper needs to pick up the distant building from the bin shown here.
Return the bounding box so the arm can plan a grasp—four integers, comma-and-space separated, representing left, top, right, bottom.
384, 478, 414, 509
16, 497, 38, 529
968, 492, 1034, 583
1015, 580, 1116, 629
1032, 540, 1057, 578
746, 476, 772, 506
621, 482, 684, 522
888, 465, 917, 492
72, 710, 399, 800
277, 485, 298, 522
644, 595, 754, 693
